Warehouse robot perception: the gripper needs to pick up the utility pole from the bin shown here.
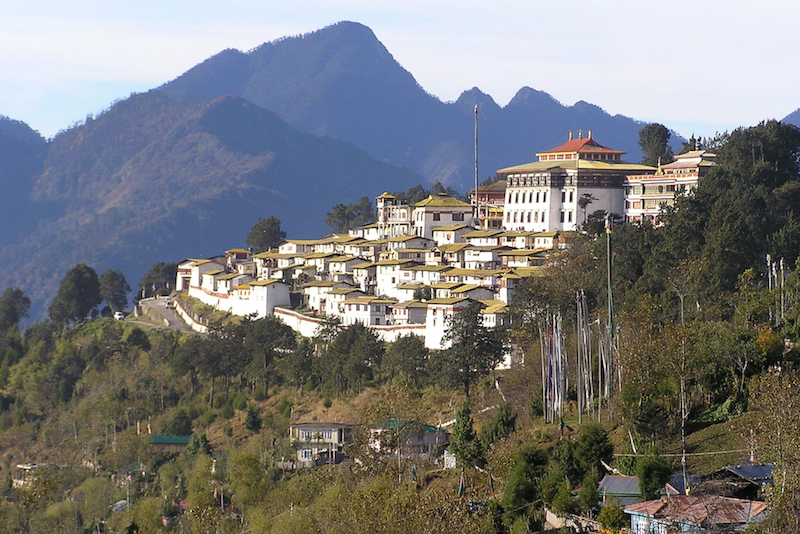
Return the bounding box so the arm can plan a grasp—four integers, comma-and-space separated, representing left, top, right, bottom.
474, 105, 479, 225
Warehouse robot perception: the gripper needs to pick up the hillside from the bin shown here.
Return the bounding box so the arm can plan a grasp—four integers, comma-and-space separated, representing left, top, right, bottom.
0, 92, 423, 319
0, 116, 48, 247
160, 21, 678, 190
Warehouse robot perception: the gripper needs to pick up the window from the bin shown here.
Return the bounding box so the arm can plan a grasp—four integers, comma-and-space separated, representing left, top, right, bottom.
560, 211, 565, 223
301, 449, 312, 459
569, 191, 574, 203
561, 191, 566, 202
433, 213, 441, 221
453, 212, 464, 221
542, 192, 547, 202
568, 211, 573, 223
534, 212, 538, 223
536, 191, 540, 203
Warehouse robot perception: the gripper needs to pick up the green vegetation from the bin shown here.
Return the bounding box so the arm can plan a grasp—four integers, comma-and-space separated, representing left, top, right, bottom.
246, 216, 286, 253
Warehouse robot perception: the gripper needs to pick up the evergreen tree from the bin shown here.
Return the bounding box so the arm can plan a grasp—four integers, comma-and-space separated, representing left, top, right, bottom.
638, 123, 674, 167
450, 398, 482, 467
99, 268, 131, 312
246, 216, 286, 253
49, 264, 102, 326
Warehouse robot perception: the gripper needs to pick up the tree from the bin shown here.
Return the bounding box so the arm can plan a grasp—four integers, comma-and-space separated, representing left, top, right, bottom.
244, 405, 262, 433
503, 444, 548, 521
441, 301, 504, 396
243, 316, 296, 397
325, 196, 375, 233
382, 334, 428, 385
246, 216, 286, 253
0, 287, 30, 332
99, 269, 131, 312
49, 263, 102, 326
635, 450, 672, 500
574, 423, 614, 478
139, 262, 178, 298
638, 123, 674, 167
450, 399, 482, 467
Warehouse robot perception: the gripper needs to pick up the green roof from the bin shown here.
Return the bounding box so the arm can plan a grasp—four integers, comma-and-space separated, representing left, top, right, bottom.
150, 436, 191, 445
371, 419, 447, 433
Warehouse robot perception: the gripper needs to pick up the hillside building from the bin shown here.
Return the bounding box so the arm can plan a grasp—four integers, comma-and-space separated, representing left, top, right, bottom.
499, 132, 655, 232
624, 149, 716, 224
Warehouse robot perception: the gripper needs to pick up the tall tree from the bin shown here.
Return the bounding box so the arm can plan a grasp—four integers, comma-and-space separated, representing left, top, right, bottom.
638, 123, 674, 167
98, 269, 131, 312
139, 261, 178, 298
441, 301, 504, 396
49, 263, 102, 326
325, 196, 376, 233
450, 398, 482, 468
0, 287, 30, 332
246, 216, 286, 253
243, 316, 296, 397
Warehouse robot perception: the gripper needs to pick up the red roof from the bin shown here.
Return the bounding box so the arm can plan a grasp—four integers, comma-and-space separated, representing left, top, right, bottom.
538, 137, 625, 156
626, 495, 767, 526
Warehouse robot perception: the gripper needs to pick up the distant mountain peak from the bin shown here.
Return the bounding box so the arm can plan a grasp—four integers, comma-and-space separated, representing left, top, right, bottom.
507, 87, 562, 108
454, 87, 500, 113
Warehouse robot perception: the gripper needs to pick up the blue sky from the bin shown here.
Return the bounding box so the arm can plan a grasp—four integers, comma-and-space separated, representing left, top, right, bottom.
3, 1, 799, 140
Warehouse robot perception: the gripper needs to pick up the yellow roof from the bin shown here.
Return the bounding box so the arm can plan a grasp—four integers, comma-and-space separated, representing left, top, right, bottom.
432, 224, 470, 232
376, 192, 396, 199
414, 194, 472, 208
498, 159, 656, 174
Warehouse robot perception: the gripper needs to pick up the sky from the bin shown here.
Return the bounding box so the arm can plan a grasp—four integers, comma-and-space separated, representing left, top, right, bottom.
3, 0, 800, 141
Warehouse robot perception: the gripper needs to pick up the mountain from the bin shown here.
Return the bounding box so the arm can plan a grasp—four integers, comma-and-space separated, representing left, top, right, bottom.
0, 116, 48, 246
0, 92, 423, 319
160, 21, 675, 190
783, 108, 800, 128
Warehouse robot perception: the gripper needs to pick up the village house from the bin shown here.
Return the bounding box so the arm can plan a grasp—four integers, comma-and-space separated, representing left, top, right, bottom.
431, 224, 471, 246
424, 297, 474, 349
369, 419, 449, 457
340, 296, 396, 326
471, 180, 507, 230
324, 287, 367, 317
302, 280, 353, 313
624, 149, 716, 224
390, 301, 428, 325
289, 422, 355, 468
625, 495, 767, 533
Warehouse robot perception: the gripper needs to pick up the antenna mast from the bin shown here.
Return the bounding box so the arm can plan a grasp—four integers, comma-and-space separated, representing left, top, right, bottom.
474, 105, 479, 226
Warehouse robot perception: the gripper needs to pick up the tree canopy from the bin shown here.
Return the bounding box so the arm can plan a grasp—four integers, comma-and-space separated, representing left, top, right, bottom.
246, 216, 286, 253
325, 196, 375, 233
49, 264, 102, 326
99, 269, 131, 313
638, 123, 674, 167
441, 301, 504, 396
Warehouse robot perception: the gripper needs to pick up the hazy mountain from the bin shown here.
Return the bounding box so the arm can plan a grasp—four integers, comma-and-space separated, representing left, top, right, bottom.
0, 92, 423, 319
0, 116, 48, 245
783, 108, 800, 128
160, 21, 674, 190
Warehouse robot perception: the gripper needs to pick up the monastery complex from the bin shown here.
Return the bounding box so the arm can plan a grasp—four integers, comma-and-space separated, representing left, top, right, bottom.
175, 132, 714, 359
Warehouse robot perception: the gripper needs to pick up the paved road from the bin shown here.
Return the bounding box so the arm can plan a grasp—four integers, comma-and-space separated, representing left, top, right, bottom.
137, 297, 196, 335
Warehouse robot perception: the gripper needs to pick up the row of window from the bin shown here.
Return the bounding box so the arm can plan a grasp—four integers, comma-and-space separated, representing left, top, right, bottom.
431, 212, 465, 222
506, 190, 549, 204
504, 211, 575, 224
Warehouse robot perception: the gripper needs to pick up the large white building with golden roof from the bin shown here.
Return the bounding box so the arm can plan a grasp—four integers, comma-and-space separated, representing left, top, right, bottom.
498, 132, 655, 232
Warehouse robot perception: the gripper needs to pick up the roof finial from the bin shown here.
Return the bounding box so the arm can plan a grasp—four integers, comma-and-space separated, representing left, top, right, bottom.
568, 130, 573, 141
588, 129, 592, 140
578, 130, 582, 140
